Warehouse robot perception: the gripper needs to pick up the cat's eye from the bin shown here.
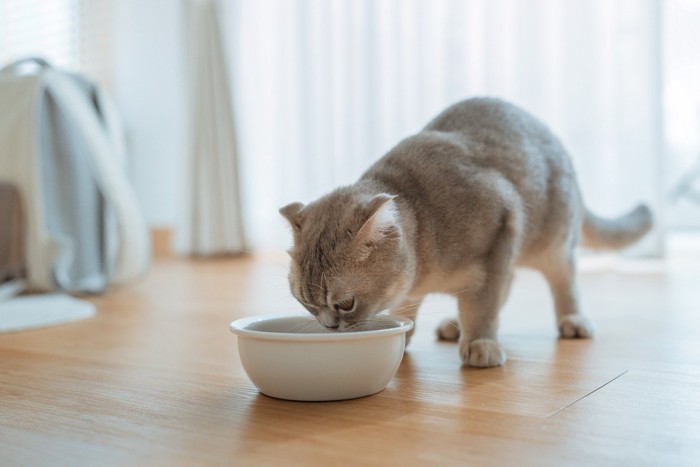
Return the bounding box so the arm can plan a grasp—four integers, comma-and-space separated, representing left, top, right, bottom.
334, 298, 355, 313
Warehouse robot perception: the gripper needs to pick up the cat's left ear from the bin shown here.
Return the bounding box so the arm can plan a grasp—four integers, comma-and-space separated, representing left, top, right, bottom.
279, 202, 305, 232
354, 194, 400, 256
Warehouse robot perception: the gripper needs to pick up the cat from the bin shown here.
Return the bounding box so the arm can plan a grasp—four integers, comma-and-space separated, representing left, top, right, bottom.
280, 97, 652, 367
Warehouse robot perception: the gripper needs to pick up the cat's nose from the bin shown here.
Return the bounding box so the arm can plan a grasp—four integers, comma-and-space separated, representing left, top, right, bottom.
319, 309, 339, 328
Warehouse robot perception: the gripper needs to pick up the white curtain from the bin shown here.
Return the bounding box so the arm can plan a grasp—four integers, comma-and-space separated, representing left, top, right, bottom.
227, 0, 664, 254
179, 0, 246, 255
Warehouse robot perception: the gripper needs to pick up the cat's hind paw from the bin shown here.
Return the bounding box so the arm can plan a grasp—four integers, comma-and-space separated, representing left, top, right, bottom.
558, 314, 595, 338
436, 318, 460, 341
460, 338, 506, 368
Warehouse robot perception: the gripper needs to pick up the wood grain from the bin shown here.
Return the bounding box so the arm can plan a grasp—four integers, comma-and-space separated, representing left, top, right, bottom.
1, 251, 699, 466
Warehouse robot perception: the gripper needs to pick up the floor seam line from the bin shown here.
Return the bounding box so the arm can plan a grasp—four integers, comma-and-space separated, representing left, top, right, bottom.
545, 369, 629, 419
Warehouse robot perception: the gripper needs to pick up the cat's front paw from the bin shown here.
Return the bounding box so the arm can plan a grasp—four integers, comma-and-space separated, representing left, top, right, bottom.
460, 338, 506, 368
558, 314, 595, 338
436, 317, 460, 341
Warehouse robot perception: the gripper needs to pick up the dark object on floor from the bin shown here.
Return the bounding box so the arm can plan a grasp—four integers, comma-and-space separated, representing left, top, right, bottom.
0, 182, 25, 285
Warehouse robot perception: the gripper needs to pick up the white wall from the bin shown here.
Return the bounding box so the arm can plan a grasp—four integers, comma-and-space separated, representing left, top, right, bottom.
112, 0, 186, 227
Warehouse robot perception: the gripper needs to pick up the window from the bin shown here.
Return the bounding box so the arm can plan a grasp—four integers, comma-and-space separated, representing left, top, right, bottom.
0, 0, 113, 84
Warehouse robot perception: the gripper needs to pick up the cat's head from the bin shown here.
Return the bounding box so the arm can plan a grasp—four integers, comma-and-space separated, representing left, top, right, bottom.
280, 189, 414, 331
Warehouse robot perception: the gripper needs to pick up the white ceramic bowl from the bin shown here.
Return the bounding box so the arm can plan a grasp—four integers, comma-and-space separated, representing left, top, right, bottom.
229, 315, 413, 401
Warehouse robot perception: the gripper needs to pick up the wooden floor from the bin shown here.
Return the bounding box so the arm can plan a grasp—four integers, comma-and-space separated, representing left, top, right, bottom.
2, 246, 700, 466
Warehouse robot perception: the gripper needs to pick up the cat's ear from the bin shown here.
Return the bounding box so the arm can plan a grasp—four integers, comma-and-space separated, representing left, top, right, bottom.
355, 194, 399, 256
279, 202, 305, 232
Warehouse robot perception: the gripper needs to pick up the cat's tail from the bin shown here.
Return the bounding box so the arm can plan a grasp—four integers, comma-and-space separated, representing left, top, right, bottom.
581, 205, 653, 250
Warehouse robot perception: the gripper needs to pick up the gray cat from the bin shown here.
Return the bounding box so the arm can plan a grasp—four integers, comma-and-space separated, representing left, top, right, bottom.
280, 98, 652, 367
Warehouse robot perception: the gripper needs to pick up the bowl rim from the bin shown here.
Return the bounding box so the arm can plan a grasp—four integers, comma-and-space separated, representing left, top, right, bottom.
229, 314, 413, 342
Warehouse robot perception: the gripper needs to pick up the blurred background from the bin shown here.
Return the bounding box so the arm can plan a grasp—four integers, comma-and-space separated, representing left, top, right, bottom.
1, 0, 699, 257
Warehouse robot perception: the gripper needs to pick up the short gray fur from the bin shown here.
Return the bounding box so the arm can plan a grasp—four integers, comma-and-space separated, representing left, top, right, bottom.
280, 98, 652, 367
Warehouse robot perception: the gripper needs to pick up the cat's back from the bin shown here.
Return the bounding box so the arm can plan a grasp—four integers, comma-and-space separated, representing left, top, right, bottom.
425, 97, 574, 204
365, 97, 578, 260
425, 97, 544, 138
364, 97, 564, 207
425, 97, 565, 159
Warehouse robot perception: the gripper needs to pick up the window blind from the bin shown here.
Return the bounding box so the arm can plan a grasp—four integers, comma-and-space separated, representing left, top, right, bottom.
0, 0, 113, 84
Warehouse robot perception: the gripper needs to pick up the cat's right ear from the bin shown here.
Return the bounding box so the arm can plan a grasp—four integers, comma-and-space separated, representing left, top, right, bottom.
279, 202, 305, 233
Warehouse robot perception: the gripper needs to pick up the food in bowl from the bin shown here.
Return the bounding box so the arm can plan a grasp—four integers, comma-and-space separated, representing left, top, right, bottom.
229, 315, 413, 401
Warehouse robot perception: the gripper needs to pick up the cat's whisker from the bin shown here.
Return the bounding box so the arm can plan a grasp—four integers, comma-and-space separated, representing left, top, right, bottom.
301, 281, 326, 292
286, 318, 323, 334
387, 303, 422, 315
282, 321, 306, 333
451, 286, 478, 297
301, 322, 326, 333
343, 316, 402, 332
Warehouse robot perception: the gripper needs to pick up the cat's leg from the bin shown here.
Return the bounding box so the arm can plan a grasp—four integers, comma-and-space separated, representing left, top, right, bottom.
436, 317, 460, 341
457, 199, 522, 367
435, 270, 513, 342
389, 297, 423, 346
457, 269, 514, 367
542, 251, 594, 338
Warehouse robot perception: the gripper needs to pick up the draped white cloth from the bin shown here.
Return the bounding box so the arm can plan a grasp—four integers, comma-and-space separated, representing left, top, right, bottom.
179, 0, 247, 255
227, 0, 664, 256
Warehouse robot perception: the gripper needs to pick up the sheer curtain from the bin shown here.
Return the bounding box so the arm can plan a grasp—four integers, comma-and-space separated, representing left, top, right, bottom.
178, 0, 246, 255
226, 0, 664, 255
